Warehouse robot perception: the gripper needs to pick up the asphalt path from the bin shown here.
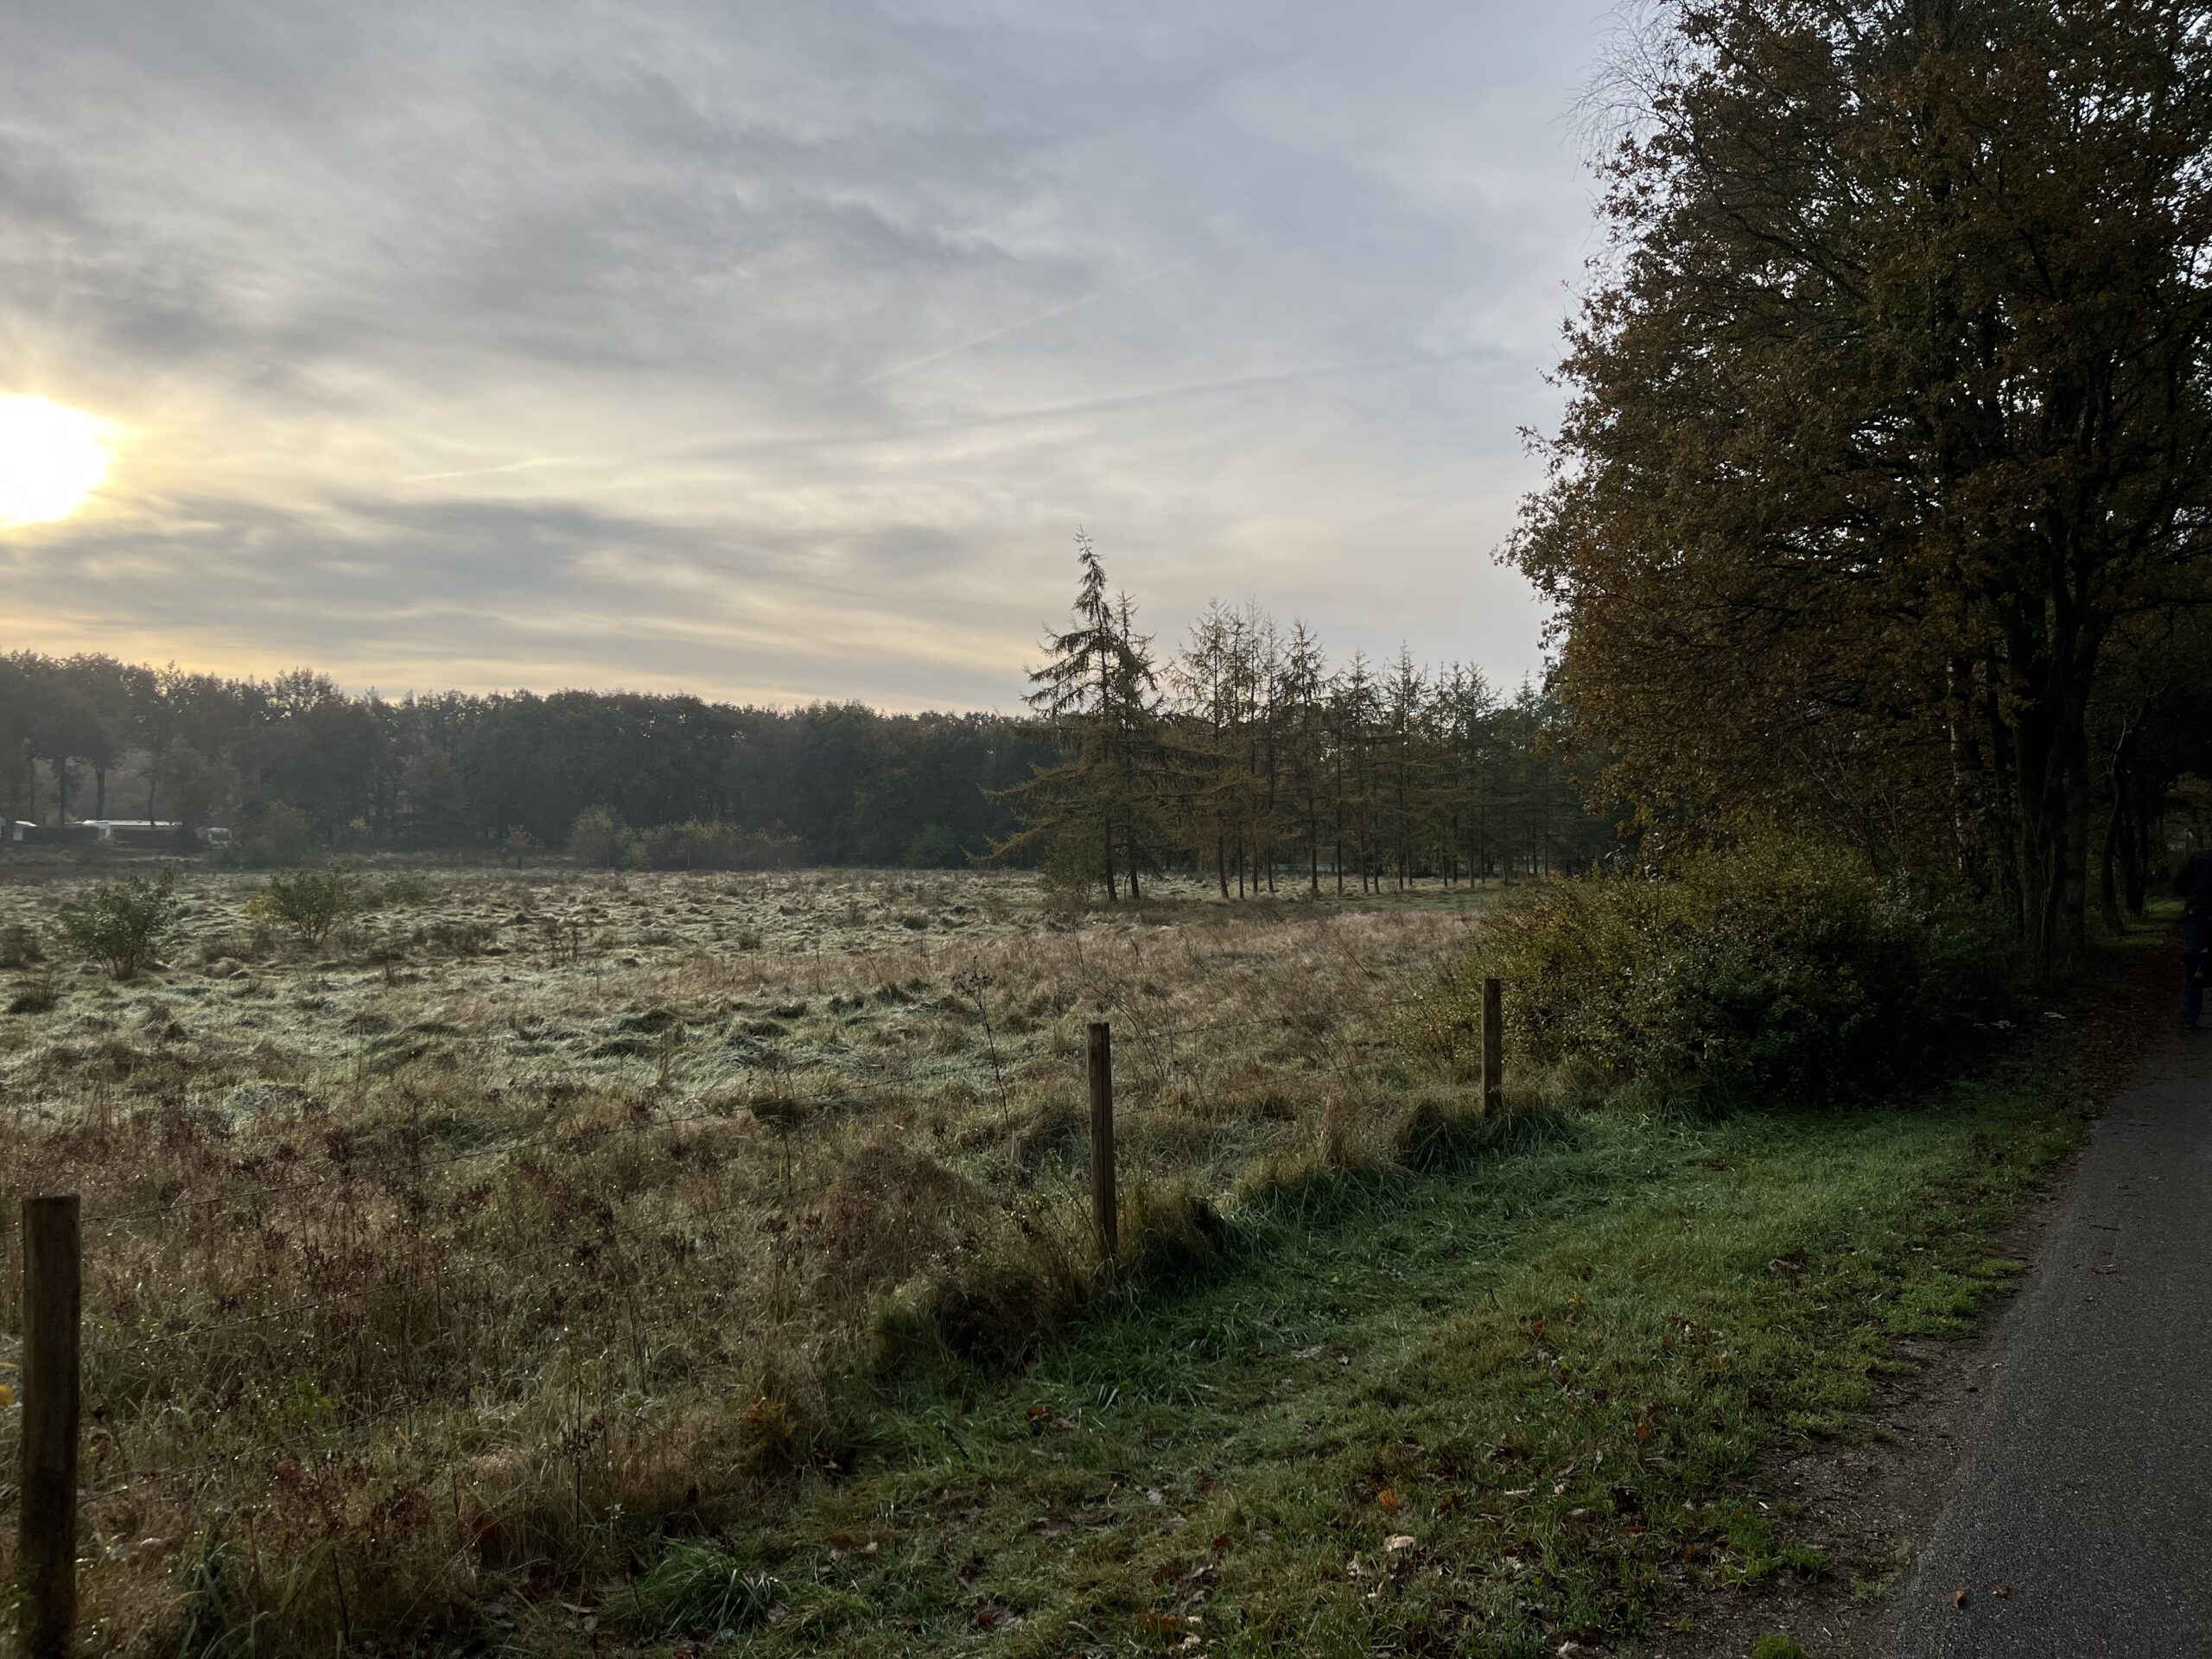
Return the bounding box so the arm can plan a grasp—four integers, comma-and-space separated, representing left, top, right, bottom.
1882, 1035, 2212, 1656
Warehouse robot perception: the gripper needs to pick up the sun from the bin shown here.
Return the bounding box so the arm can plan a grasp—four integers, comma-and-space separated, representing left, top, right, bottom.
0, 396, 111, 526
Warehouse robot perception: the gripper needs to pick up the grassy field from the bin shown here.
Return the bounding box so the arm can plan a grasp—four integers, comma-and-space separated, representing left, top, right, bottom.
0, 864, 2144, 1657
0, 864, 1496, 1654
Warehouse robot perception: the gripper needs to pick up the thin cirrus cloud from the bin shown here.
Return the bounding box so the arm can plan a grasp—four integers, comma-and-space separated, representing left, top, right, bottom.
0, 0, 1613, 709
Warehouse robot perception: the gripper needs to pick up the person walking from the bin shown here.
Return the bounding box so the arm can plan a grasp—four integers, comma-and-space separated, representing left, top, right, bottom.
2174, 846, 2212, 1029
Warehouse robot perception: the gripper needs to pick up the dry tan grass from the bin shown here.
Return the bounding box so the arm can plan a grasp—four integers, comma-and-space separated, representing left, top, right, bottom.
0, 866, 1490, 1654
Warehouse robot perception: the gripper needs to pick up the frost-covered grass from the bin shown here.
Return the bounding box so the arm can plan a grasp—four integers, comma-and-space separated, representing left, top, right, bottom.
0, 865, 1491, 1655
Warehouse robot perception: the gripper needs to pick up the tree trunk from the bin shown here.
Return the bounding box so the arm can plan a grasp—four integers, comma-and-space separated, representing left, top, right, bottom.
2010, 698, 2075, 982
2101, 796, 2126, 935
2126, 770, 2154, 915
2062, 709, 2093, 962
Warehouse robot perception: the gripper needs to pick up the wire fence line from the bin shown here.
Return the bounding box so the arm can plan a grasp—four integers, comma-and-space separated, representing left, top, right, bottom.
13, 986, 1412, 1239
7, 986, 1421, 1374
78, 1097, 766, 1229
2, 970, 1496, 1649
71, 1169, 854, 1503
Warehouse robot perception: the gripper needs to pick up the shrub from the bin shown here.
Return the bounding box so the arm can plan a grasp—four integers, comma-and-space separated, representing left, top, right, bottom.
0, 920, 41, 969
247, 863, 369, 947
903, 822, 963, 868
222, 801, 317, 869
58, 868, 182, 979
626, 819, 804, 872
1038, 821, 1104, 911
1405, 839, 2011, 1111
568, 804, 628, 868
379, 872, 438, 906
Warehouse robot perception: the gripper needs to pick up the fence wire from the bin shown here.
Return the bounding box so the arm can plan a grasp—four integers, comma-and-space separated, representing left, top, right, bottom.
2, 971, 1465, 1591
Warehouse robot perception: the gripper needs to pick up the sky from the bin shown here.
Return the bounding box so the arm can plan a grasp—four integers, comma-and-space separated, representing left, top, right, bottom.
0, 0, 1617, 711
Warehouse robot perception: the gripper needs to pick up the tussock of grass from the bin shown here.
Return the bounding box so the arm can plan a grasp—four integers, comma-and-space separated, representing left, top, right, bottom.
626, 1541, 780, 1638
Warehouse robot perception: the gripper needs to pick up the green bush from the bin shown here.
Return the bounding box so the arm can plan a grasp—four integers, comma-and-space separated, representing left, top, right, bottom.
568, 804, 628, 868
247, 863, 369, 947
379, 872, 438, 906
903, 822, 963, 868
59, 868, 182, 979
626, 819, 804, 872
1404, 840, 2010, 1111
221, 801, 317, 869
1038, 819, 1105, 909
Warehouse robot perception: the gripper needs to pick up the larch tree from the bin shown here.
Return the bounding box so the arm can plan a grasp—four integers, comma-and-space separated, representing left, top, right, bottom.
990, 532, 1166, 900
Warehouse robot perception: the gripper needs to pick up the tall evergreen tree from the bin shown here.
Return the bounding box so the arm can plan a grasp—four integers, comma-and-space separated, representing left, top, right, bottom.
989, 533, 1165, 899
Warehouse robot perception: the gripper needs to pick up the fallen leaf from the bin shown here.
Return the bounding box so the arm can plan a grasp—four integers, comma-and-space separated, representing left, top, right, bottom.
1951, 1588, 1970, 1610
1993, 1583, 2013, 1599
1385, 1534, 1417, 1551
1376, 1487, 1402, 1513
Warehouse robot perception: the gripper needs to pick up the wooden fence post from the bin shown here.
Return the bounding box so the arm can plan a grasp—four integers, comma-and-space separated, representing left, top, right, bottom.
1087, 1021, 1116, 1262
1481, 977, 1503, 1117
18, 1194, 80, 1659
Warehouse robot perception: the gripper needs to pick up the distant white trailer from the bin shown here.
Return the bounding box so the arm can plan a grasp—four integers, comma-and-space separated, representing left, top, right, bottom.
89, 820, 182, 842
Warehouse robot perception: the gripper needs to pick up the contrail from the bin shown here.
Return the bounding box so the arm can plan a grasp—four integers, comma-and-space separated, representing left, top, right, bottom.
402, 456, 574, 483
858, 245, 1243, 386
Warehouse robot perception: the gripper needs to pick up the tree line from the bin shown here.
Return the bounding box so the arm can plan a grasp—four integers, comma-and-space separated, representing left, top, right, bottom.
1517, 0, 2212, 976
0, 652, 1055, 866
993, 533, 1606, 898
1, 611, 1599, 880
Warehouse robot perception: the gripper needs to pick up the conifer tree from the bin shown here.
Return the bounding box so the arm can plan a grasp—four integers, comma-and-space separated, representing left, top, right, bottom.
989, 533, 1164, 899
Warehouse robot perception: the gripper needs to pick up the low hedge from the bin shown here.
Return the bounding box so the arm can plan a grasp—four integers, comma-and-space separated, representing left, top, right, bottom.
1406, 841, 2012, 1110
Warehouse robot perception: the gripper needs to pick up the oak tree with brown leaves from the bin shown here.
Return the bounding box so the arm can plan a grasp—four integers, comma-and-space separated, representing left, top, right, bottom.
1516, 0, 2212, 976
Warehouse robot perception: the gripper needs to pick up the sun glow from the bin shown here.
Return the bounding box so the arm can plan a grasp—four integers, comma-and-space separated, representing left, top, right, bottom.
0, 396, 111, 526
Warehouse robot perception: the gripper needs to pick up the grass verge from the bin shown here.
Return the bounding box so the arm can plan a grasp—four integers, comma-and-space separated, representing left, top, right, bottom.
530, 957, 2152, 1659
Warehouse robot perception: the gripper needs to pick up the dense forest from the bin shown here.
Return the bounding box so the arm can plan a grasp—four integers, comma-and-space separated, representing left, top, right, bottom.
0, 588, 1603, 881
1518, 0, 2212, 974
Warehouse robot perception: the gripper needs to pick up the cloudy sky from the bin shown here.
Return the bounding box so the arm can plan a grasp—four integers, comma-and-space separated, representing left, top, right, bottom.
0, 0, 1614, 710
